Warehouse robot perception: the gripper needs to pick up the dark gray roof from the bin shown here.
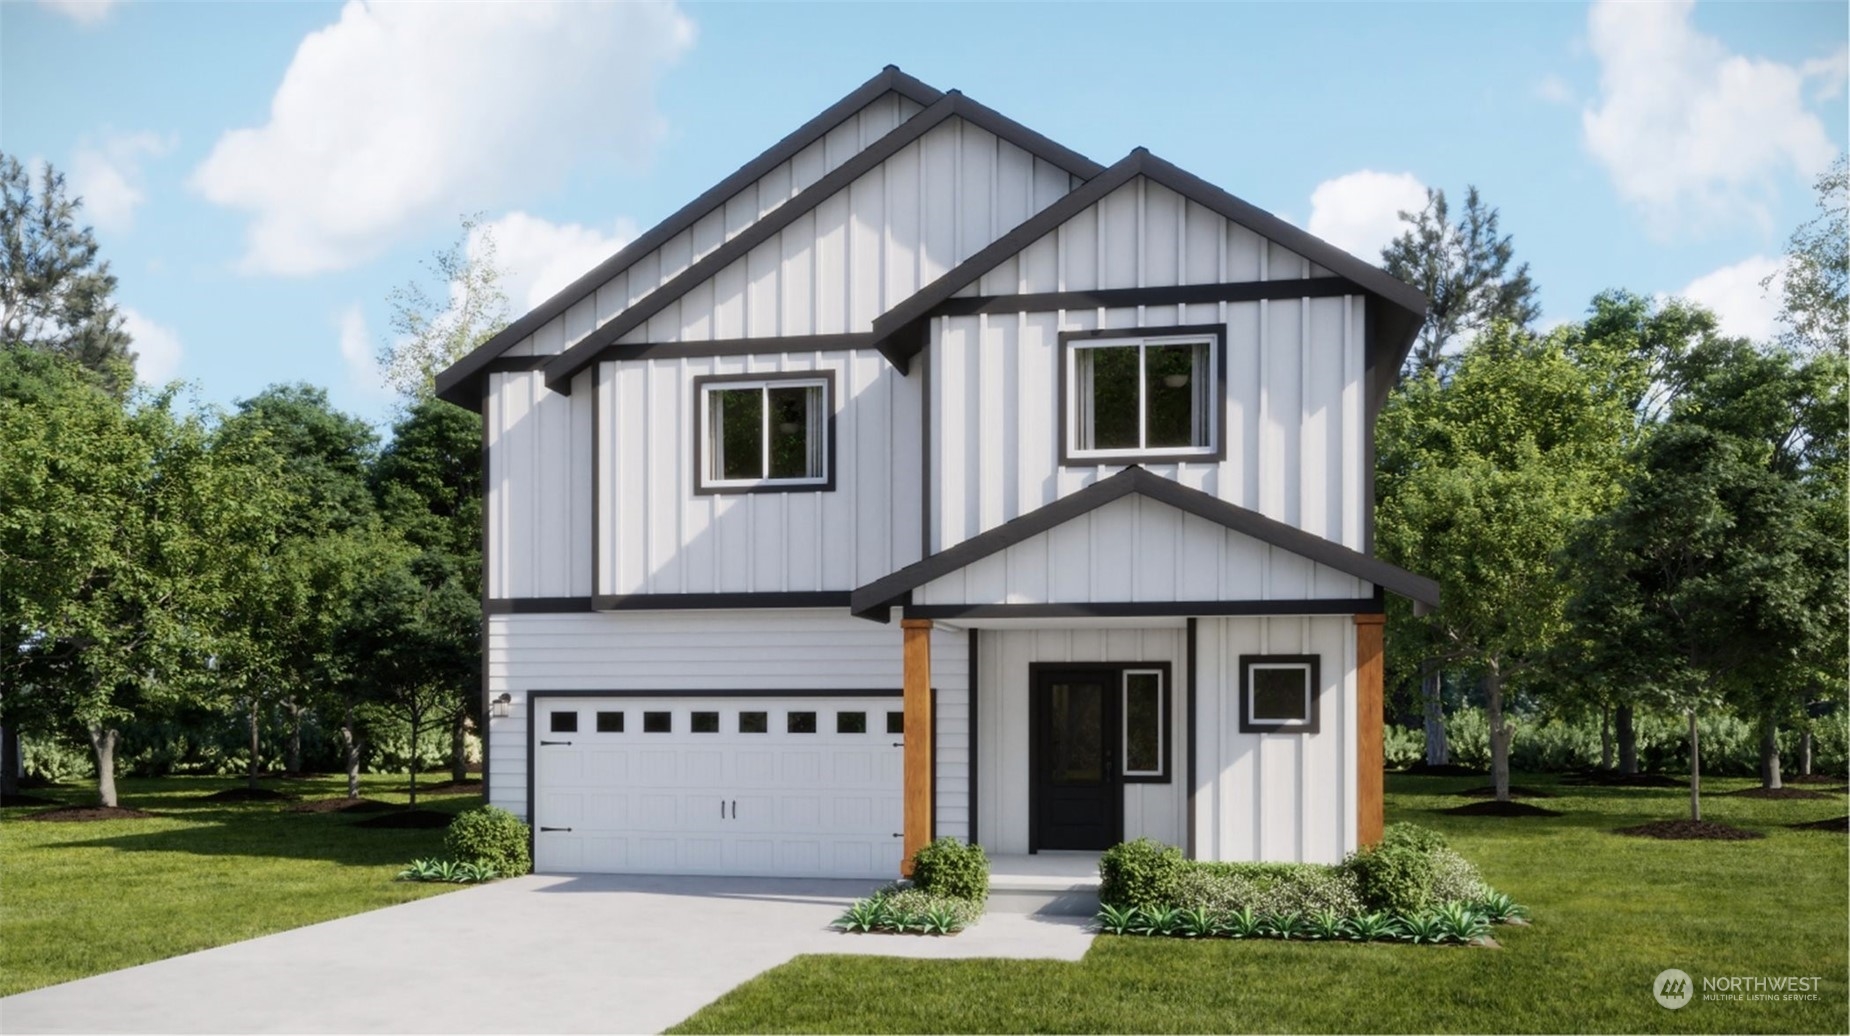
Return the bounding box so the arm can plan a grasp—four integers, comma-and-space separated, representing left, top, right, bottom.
849, 466, 1441, 619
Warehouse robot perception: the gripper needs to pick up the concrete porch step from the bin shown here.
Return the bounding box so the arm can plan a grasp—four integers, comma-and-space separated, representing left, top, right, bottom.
986, 852, 1103, 917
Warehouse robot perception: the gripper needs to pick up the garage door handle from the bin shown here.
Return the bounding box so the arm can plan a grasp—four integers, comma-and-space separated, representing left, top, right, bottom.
540, 740, 573, 746
891, 741, 904, 748
540, 826, 573, 833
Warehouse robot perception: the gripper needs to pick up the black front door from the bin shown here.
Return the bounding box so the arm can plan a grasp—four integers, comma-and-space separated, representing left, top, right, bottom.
1031, 668, 1121, 851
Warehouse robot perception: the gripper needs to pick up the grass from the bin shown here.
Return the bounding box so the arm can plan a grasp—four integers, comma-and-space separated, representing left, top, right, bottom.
671, 772, 1849, 1034
0, 773, 482, 997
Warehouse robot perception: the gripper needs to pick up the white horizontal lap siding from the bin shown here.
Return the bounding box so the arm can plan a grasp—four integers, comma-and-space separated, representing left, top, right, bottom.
597, 349, 920, 595
495, 92, 922, 360
1192, 615, 1356, 865
485, 610, 922, 822
975, 627, 1186, 854
912, 495, 1366, 606
931, 630, 971, 843
485, 370, 593, 599
933, 177, 1366, 557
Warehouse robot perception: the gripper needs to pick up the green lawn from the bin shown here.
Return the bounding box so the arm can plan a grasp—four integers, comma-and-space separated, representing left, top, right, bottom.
672, 773, 1849, 1034
0, 774, 479, 997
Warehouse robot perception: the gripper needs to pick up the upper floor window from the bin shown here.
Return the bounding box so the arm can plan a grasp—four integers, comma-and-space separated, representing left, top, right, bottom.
1060, 326, 1222, 465
694, 371, 834, 494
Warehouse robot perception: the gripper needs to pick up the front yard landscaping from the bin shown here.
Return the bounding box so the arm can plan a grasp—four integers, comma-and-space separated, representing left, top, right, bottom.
0, 773, 481, 997
672, 772, 1848, 1034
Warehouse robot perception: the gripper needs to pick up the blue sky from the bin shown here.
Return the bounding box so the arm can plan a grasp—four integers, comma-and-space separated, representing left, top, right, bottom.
2, 0, 1844, 426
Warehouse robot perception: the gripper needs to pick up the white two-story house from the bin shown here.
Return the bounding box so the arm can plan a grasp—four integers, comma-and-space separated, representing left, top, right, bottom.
435, 67, 1437, 880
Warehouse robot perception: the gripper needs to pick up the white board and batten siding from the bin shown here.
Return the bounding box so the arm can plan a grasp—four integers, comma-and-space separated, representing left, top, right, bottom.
933, 176, 1367, 556
912, 494, 1369, 607
484, 368, 595, 599
486, 610, 970, 843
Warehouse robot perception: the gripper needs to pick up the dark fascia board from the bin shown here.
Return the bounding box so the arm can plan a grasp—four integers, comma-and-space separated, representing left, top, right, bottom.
903, 599, 1383, 621
849, 466, 1440, 618
870, 149, 1429, 370
433, 66, 946, 410
534, 91, 1105, 396
593, 591, 851, 611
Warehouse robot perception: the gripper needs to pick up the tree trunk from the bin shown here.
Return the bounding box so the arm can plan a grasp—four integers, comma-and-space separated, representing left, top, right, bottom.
1616, 704, 1638, 775
1421, 663, 1448, 766
1799, 729, 1813, 777
407, 711, 419, 808
450, 710, 468, 783
1483, 666, 1512, 802
286, 699, 303, 776
87, 724, 119, 808
1599, 705, 1614, 771
0, 724, 20, 798
247, 696, 262, 791
1687, 709, 1701, 822
341, 704, 362, 800
1758, 713, 1782, 790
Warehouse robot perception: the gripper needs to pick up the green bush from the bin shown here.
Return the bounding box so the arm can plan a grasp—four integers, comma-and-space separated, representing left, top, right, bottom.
1384, 725, 1425, 769
1379, 822, 1448, 853
1172, 861, 1363, 917
909, 837, 989, 902
1344, 829, 1487, 915
1098, 838, 1184, 910
445, 806, 531, 876
20, 736, 93, 783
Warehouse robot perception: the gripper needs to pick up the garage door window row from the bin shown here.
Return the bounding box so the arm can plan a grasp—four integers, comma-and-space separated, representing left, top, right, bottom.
547, 708, 905, 736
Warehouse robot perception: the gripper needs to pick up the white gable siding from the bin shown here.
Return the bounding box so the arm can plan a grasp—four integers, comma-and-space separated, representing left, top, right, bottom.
620, 117, 1077, 343
496, 91, 925, 361
594, 349, 923, 596
911, 494, 1367, 607
485, 368, 595, 598
931, 179, 1367, 557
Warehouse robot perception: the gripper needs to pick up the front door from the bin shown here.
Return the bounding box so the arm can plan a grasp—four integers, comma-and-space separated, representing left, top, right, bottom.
1031, 668, 1121, 851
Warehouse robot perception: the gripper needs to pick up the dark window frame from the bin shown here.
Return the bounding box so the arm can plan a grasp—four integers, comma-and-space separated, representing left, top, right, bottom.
1120, 667, 1169, 782
1024, 661, 1172, 785
1238, 654, 1322, 734
1057, 324, 1227, 468
691, 369, 838, 495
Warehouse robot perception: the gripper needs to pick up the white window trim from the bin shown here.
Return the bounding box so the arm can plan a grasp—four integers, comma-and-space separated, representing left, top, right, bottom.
1065, 333, 1218, 461
697, 377, 830, 490
1246, 662, 1315, 728
1121, 668, 1165, 778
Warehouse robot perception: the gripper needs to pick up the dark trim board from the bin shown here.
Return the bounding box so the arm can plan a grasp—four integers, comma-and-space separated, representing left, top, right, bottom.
486, 597, 596, 615
483, 356, 552, 373
930, 686, 939, 841
967, 627, 980, 847
690, 369, 839, 496
592, 591, 852, 611
1237, 654, 1324, 735
935, 278, 1356, 318
1184, 618, 1197, 860
587, 333, 876, 367
479, 394, 492, 805
1056, 323, 1229, 468
903, 599, 1385, 620
529, 688, 904, 699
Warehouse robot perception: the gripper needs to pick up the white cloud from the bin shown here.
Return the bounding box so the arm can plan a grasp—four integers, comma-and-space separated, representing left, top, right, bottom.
38, 0, 120, 26
191, 1, 694, 276
70, 131, 173, 233
336, 305, 390, 399
1581, 0, 1843, 234
1534, 74, 1574, 106
472, 211, 637, 312
1306, 170, 1429, 261
1675, 255, 1786, 342
121, 307, 182, 385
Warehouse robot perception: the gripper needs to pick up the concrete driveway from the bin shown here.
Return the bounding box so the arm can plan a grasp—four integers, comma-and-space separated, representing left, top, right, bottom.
0, 874, 1095, 1035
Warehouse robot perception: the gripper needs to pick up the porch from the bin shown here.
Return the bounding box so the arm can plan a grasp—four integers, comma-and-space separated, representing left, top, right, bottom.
986, 852, 1102, 916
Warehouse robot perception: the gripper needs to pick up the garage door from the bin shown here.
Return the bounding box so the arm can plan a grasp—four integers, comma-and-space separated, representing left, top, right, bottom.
531, 696, 905, 879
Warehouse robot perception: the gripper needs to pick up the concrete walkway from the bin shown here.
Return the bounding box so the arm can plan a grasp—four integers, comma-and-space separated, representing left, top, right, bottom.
0, 874, 1096, 1035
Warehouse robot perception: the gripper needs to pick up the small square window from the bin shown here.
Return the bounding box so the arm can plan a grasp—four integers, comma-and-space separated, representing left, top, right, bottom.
697, 375, 832, 492
596, 711, 624, 733
886, 711, 904, 735
643, 711, 672, 733
1239, 656, 1321, 734
836, 711, 867, 734
691, 711, 719, 733
787, 711, 817, 734
549, 711, 578, 734
739, 711, 768, 734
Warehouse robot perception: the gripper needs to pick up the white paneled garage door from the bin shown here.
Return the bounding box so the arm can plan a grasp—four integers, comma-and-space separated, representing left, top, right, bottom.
531, 695, 905, 879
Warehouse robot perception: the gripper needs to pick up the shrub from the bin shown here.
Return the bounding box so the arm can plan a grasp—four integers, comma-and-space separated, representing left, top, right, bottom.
1379, 822, 1448, 853
1098, 838, 1183, 909
1345, 843, 1435, 914
1173, 861, 1363, 917
1384, 725, 1425, 769
445, 805, 531, 876
834, 887, 980, 935
1428, 848, 1491, 905
909, 837, 988, 902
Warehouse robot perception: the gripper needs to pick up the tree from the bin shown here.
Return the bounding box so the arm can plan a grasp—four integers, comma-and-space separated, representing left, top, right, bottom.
379, 215, 509, 399
0, 155, 135, 396
1768, 154, 1847, 359
1381, 185, 1540, 377
1377, 324, 1630, 801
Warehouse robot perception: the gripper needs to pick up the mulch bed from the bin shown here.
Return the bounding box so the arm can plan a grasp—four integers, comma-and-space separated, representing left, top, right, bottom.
1787, 774, 1848, 785
1725, 786, 1832, 800
1438, 800, 1563, 818
203, 787, 299, 803
353, 809, 454, 830
1614, 819, 1764, 841
1397, 762, 1488, 778
23, 806, 158, 822
1788, 816, 1850, 832
410, 780, 484, 794
1564, 771, 1685, 788
1460, 785, 1557, 799
284, 797, 399, 814
1, 792, 64, 808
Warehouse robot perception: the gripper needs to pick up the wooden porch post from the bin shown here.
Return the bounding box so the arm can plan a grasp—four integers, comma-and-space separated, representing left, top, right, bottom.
901, 618, 934, 876
1355, 613, 1386, 847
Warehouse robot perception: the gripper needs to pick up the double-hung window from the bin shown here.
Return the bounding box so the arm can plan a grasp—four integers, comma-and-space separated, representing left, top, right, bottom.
1062, 325, 1221, 465
694, 372, 833, 493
